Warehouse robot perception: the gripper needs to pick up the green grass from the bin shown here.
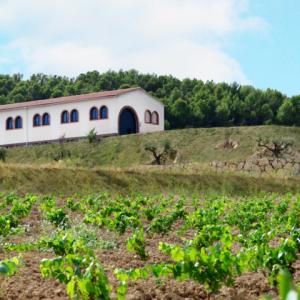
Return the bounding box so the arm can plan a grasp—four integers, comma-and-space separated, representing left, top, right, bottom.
6, 126, 300, 168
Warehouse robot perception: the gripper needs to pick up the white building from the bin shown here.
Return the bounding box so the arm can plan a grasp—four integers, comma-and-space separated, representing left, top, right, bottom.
0, 87, 164, 146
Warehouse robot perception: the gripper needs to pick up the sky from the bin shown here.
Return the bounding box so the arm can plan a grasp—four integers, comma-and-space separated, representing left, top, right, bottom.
0, 0, 299, 96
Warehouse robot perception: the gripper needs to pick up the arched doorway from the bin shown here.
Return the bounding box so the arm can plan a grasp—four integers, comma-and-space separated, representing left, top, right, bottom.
118, 106, 139, 135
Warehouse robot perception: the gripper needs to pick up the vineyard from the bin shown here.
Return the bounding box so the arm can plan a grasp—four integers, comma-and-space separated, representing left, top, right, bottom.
0, 192, 300, 299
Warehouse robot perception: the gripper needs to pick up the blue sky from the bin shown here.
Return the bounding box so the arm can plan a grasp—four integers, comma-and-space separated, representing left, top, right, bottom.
0, 0, 299, 96
227, 0, 300, 96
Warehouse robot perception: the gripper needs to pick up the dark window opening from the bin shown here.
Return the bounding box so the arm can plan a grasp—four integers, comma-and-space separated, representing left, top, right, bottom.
42, 113, 50, 126
90, 107, 98, 120
100, 106, 108, 119
61, 111, 69, 124
70, 109, 79, 122
15, 116, 23, 129
33, 114, 41, 127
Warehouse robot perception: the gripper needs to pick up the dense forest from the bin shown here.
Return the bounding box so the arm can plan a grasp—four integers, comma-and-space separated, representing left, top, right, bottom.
0, 70, 299, 129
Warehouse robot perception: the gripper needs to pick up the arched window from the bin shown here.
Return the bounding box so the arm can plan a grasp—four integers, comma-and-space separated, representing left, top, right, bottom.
90, 107, 98, 120
42, 113, 50, 126
33, 114, 41, 127
144, 110, 151, 123
70, 109, 79, 123
6, 117, 13, 130
151, 111, 159, 125
99, 106, 108, 119
61, 111, 69, 124
15, 116, 23, 129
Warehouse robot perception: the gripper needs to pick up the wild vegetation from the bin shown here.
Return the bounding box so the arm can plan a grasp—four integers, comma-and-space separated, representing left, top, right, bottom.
0, 192, 299, 299
0, 70, 299, 129
0, 126, 299, 197
4, 126, 300, 168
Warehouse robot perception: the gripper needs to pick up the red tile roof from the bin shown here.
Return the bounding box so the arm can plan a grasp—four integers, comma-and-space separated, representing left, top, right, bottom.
0, 87, 142, 111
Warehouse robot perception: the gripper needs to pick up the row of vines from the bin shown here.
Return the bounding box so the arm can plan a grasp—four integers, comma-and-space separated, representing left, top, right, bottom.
0, 192, 300, 299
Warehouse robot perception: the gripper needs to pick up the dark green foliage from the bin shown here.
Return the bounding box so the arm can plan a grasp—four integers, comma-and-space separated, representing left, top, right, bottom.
0, 257, 21, 276
51, 135, 72, 161
45, 208, 70, 228
52, 148, 71, 161
87, 128, 97, 144
0, 70, 299, 129
277, 96, 300, 126
0, 147, 6, 162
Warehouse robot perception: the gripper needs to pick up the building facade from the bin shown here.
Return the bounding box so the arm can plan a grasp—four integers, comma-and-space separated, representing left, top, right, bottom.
0, 87, 164, 146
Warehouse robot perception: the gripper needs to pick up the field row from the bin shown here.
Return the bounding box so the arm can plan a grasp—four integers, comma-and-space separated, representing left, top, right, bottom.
0, 192, 300, 299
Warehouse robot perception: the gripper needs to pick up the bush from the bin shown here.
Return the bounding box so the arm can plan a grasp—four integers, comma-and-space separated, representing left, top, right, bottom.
87, 128, 97, 144
126, 228, 148, 260
0, 147, 7, 162
52, 147, 71, 161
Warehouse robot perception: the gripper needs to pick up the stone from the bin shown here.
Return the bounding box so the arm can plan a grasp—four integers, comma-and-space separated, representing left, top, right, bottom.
293, 163, 300, 175
281, 159, 286, 166
217, 161, 224, 168
228, 163, 237, 171
249, 157, 258, 165
238, 161, 245, 170
284, 162, 293, 170
265, 165, 274, 173
276, 169, 286, 177
271, 160, 280, 170
258, 158, 269, 166
210, 161, 217, 168
250, 164, 261, 174
244, 161, 252, 171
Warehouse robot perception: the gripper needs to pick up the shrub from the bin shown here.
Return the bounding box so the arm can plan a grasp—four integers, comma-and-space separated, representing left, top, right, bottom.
126, 228, 148, 260
87, 128, 97, 144
0, 147, 7, 162
52, 148, 71, 161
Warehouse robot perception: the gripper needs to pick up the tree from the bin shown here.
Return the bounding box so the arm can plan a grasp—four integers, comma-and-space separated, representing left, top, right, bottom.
0, 70, 298, 129
144, 140, 175, 165
257, 136, 294, 158
277, 96, 300, 126
171, 98, 190, 128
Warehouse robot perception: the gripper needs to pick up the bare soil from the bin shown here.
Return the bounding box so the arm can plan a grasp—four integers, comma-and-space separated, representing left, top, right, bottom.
0, 205, 299, 300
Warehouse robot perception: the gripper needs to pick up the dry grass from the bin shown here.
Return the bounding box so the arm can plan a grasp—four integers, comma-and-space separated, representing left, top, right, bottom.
0, 163, 299, 196
1, 126, 299, 196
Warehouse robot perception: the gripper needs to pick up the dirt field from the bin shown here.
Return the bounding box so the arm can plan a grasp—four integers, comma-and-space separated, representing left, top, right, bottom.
1, 198, 299, 300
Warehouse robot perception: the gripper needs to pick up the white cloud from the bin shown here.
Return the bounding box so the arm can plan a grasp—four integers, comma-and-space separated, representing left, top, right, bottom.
13, 40, 115, 76
124, 42, 248, 83
0, 0, 267, 83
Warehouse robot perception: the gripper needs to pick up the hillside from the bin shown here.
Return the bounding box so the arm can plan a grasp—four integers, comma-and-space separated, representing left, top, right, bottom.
6, 125, 300, 168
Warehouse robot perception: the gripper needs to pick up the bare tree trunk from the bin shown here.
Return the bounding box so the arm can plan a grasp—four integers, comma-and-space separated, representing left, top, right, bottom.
149, 149, 162, 165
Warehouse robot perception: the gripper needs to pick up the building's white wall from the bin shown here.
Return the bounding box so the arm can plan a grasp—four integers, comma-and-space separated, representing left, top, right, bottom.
0, 109, 28, 145
0, 90, 164, 146
117, 90, 164, 133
